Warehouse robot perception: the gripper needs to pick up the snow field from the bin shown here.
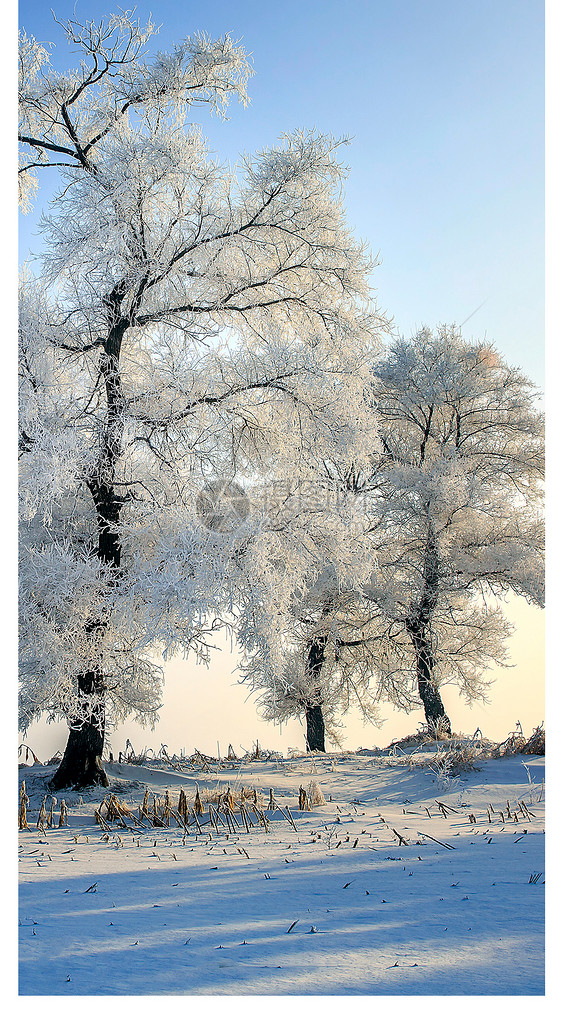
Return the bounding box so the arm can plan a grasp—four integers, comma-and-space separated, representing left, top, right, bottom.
19, 751, 545, 995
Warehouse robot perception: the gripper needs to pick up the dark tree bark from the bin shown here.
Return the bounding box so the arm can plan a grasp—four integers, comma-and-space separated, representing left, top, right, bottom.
406, 622, 451, 735
305, 703, 326, 752
52, 308, 127, 789
304, 634, 328, 752
50, 672, 109, 789
405, 520, 451, 736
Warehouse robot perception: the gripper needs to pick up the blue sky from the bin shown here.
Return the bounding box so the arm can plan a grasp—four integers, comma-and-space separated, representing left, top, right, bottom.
19, 0, 544, 386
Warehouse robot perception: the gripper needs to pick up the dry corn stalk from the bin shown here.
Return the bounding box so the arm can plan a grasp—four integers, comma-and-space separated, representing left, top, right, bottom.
215, 807, 229, 829
283, 806, 298, 832
151, 794, 165, 827
37, 796, 48, 831
210, 804, 225, 831
178, 788, 189, 820
299, 787, 311, 811
19, 743, 40, 765
104, 794, 130, 827
19, 781, 29, 830
139, 790, 150, 820
171, 807, 189, 832
239, 802, 252, 832
94, 807, 112, 832
222, 806, 238, 832
59, 799, 68, 827
194, 786, 204, 815
252, 805, 270, 832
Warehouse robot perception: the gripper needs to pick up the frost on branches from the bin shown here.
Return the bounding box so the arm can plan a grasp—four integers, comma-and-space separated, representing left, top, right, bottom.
18, 12, 385, 786
364, 327, 544, 733
236, 454, 388, 752
239, 327, 544, 747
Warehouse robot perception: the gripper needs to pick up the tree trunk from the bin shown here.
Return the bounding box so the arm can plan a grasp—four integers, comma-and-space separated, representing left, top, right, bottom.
51, 488, 120, 788
52, 310, 127, 789
50, 672, 109, 789
405, 519, 451, 736
304, 634, 328, 752
407, 622, 451, 735
305, 703, 326, 752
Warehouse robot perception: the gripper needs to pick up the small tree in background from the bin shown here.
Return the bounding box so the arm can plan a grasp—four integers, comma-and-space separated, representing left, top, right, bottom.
236, 471, 390, 753
364, 326, 544, 733
241, 577, 387, 753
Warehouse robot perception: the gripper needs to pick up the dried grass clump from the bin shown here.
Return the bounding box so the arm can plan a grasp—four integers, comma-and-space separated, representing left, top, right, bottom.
117, 739, 283, 772
297, 781, 326, 810
241, 742, 283, 763
522, 724, 545, 755
202, 785, 268, 810
389, 731, 431, 752
430, 744, 482, 778
491, 722, 545, 758
394, 744, 481, 783
383, 733, 487, 780
389, 723, 452, 753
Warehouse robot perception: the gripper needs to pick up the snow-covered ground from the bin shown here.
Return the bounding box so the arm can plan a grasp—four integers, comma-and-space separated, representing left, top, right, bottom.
18, 744, 545, 996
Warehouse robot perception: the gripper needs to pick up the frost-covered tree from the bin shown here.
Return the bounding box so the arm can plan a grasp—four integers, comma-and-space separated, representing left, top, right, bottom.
242, 326, 544, 745
362, 327, 545, 733
18, 11, 384, 787
18, 12, 251, 211
236, 460, 393, 752
243, 582, 390, 752
237, 500, 383, 752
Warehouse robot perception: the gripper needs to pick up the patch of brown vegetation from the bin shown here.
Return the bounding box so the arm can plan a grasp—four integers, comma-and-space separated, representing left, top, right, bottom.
491, 722, 545, 758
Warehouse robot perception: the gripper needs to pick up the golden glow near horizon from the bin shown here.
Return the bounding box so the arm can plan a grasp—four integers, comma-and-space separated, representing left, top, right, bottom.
25, 596, 544, 762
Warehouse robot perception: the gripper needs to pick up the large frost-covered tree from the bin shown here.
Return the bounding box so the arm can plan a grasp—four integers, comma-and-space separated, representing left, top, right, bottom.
18, 12, 384, 787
